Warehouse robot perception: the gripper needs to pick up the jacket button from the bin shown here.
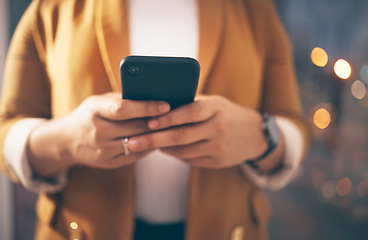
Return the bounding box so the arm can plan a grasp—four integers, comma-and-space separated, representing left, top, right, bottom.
69, 221, 82, 240
230, 225, 244, 240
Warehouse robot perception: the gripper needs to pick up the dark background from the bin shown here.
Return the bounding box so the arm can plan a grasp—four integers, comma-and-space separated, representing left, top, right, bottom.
3, 0, 368, 239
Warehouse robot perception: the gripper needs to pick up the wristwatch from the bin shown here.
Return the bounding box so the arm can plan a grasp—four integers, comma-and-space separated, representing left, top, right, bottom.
245, 112, 280, 169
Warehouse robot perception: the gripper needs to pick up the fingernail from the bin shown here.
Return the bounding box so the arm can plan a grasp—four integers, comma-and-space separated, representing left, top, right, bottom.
148, 120, 159, 129
159, 103, 170, 113
128, 139, 140, 150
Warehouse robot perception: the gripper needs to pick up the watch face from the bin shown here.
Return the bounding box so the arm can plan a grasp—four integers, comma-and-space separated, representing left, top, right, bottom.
267, 116, 281, 145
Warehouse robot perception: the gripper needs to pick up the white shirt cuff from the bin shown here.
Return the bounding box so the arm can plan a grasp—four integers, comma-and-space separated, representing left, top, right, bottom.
242, 116, 304, 191
3, 118, 68, 193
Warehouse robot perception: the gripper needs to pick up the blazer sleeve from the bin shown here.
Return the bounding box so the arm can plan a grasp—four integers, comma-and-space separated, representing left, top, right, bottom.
260, 0, 310, 155
0, 0, 51, 182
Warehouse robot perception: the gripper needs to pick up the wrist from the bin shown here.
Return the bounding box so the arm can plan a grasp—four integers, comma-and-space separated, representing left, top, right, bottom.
248, 135, 285, 173
27, 118, 75, 177
245, 112, 281, 170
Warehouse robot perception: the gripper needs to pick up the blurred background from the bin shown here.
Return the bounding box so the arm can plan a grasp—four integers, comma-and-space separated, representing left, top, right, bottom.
0, 0, 367, 239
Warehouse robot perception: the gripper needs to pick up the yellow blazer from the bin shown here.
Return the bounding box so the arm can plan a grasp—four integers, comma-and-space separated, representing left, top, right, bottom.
0, 0, 309, 239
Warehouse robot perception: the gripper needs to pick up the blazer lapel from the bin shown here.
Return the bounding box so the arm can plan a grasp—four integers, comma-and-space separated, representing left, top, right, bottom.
94, 0, 130, 92
95, 0, 224, 94
197, 0, 225, 93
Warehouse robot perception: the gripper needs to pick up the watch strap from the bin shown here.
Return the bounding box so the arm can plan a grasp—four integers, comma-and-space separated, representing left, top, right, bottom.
245, 112, 278, 169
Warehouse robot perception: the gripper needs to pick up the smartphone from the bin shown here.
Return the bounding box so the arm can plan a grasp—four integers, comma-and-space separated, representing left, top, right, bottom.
120, 56, 200, 109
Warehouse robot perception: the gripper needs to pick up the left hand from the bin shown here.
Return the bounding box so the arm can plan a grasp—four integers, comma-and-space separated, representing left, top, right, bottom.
127, 95, 268, 169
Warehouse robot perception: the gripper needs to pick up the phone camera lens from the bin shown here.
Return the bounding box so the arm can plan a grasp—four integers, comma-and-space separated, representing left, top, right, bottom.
128, 67, 139, 75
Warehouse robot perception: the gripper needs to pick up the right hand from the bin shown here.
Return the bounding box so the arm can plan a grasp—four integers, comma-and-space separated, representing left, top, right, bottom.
28, 92, 171, 175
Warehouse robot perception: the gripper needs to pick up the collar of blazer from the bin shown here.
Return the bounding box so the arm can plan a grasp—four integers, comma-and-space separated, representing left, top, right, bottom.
94, 0, 225, 94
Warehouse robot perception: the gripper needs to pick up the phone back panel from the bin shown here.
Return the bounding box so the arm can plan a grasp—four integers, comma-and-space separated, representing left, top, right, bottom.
120, 56, 200, 109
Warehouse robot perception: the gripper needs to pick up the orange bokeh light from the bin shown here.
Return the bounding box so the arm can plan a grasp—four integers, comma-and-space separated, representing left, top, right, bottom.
336, 178, 352, 196
334, 59, 352, 79
313, 108, 331, 129
311, 47, 328, 67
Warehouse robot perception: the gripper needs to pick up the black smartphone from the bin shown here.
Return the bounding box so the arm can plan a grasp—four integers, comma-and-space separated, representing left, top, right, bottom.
120, 56, 200, 109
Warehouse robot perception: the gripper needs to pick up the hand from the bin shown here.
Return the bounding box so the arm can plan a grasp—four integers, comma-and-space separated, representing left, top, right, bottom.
127, 95, 268, 169
28, 92, 171, 175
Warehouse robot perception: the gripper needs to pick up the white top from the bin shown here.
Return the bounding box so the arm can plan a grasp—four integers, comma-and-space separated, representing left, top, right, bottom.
3, 0, 305, 224
128, 0, 198, 223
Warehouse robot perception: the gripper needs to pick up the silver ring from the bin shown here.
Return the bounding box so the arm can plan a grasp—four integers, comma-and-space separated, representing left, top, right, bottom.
122, 137, 130, 156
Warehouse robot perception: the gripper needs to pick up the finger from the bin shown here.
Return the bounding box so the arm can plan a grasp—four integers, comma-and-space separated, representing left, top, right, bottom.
147, 98, 218, 130
95, 98, 170, 121
114, 118, 152, 137
95, 118, 152, 140
92, 139, 128, 159
102, 138, 155, 158
160, 140, 212, 159
91, 143, 151, 169
128, 122, 212, 152
91, 133, 152, 163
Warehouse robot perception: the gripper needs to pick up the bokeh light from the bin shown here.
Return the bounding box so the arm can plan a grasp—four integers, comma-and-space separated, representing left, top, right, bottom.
336, 178, 352, 196
70, 222, 79, 230
357, 180, 368, 198
311, 47, 328, 67
351, 80, 367, 100
313, 108, 331, 129
334, 59, 352, 79
322, 181, 337, 199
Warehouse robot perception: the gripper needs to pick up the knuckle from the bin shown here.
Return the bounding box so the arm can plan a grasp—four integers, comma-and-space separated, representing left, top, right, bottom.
97, 145, 109, 156
93, 127, 104, 141
90, 120, 104, 141
90, 128, 99, 145
85, 96, 101, 115
90, 113, 99, 126
113, 100, 128, 117
87, 105, 98, 119
95, 148, 104, 160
